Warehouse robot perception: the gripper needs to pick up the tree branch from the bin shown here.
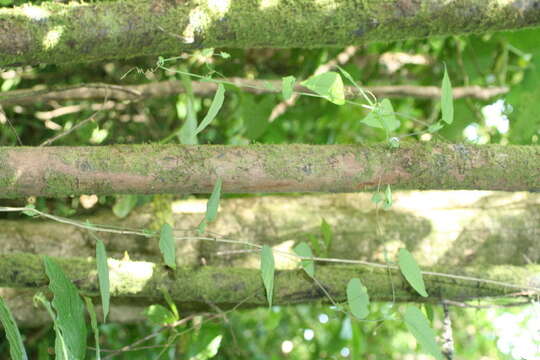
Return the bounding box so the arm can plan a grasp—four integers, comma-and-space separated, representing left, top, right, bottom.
0, 80, 509, 107
0, 144, 538, 197
0, 0, 539, 66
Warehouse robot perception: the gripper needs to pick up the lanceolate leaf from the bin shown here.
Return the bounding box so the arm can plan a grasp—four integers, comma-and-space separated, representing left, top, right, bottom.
205, 177, 222, 223
159, 223, 176, 269
301, 72, 345, 105
282, 75, 296, 101
346, 278, 370, 319
44, 257, 87, 360
293, 242, 315, 277
398, 249, 428, 297
95, 238, 110, 322
441, 66, 454, 125
260, 245, 275, 307
404, 306, 444, 360
178, 71, 198, 145
320, 218, 333, 254
84, 297, 101, 360
195, 84, 225, 135
0, 297, 28, 360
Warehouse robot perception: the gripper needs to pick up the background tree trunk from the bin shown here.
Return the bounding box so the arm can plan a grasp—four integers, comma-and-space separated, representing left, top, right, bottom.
1, 0, 539, 66
1, 144, 538, 197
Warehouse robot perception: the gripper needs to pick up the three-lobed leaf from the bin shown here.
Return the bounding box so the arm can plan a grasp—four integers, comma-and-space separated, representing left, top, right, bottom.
301, 72, 345, 105
260, 245, 275, 308
441, 66, 454, 125
346, 278, 370, 319
44, 256, 87, 360
398, 249, 428, 297
0, 297, 28, 360
281, 76, 296, 101
293, 242, 315, 277
159, 223, 176, 269
95, 238, 110, 322
403, 306, 444, 360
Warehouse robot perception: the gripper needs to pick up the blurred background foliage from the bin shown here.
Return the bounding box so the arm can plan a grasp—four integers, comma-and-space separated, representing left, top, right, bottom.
0, 5, 539, 357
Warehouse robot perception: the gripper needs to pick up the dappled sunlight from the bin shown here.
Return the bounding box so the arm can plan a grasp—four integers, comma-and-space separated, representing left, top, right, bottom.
42, 26, 64, 50
108, 258, 154, 294
208, 0, 231, 15
259, 0, 279, 10
20, 5, 50, 21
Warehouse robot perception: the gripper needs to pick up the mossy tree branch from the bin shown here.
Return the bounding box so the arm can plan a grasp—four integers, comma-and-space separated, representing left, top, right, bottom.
0, 0, 539, 66
0, 144, 538, 198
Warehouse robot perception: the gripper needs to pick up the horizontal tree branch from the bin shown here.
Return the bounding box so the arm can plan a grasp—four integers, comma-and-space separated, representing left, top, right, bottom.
1, 0, 539, 66
0, 144, 538, 198
1, 192, 539, 268
1, 253, 538, 310
0, 80, 509, 106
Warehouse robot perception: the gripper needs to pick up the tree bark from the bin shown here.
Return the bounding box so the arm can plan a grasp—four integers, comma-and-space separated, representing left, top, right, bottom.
0, 0, 539, 66
1, 253, 538, 309
0, 80, 509, 106
0, 144, 538, 197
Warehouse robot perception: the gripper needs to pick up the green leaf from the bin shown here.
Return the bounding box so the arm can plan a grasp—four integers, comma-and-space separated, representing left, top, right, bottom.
84, 297, 101, 360
178, 71, 198, 145
33, 293, 70, 360
159, 223, 176, 269
424, 303, 434, 324
388, 137, 400, 148
112, 195, 138, 218
335, 65, 374, 106
95, 239, 110, 322
320, 218, 333, 256
0, 297, 28, 360
428, 121, 445, 133
281, 75, 296, 101
441, 66, 454, 125
260, 245, 275, 308
371, 191, 384, 205
22, 204, 38, 217
43, 257, 87, 360
404, 306, 444, 360
361, 99, 400, 132
293, 242, 315, 277
204, 177, 222, 223
398, 249, 428, 297
346, 278, 370, 319
195, 84, 225, 135
219, 51, 230, 59
308, 234, 320, 256
383, 185, 393, 210
160, 287, 179, 321
143, 304, 177, 326
301, 72, 345, 105
241, 94, 273, 140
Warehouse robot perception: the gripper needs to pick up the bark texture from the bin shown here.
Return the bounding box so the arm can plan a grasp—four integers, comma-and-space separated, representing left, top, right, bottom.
0, 144, 538, 197
0, 80, 509, 106
0, 0, 539, 66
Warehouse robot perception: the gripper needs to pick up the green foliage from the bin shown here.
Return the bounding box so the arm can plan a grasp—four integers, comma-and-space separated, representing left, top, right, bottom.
43, 257, 87, 360
361, 99, 401, 133
293, 242, 315, 277
159, 223, 176, 269
441, 65, 454, 125
346, 278, 370, 320
84, 297, 101, 360
281, 75, 296, 101
143, 305, 177, 326
301, 72, 345, 105
0, 297, 28, 360
95, 238, 110, 321
198, 177, 222, 233
260, 245, 275, 308
398, 249, 428, 297
403, 306, 444, 360
194, 84, 225, 135
112, 195, 138, 218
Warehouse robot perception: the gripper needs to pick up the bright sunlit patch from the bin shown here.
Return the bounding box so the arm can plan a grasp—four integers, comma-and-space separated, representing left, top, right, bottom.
260, 0, 279, 9
463, 123, 481, 142
340, 347, 350, 357
482, 99, 510, 134
281, 340, 294, 354
318, 313, 329, 323
21, 5, 50, 21
207, 0, 230, 15
108, 258, 155, 293
43, 26, 64, 50
303, 329, 315, 341
172, 199, 207, 213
